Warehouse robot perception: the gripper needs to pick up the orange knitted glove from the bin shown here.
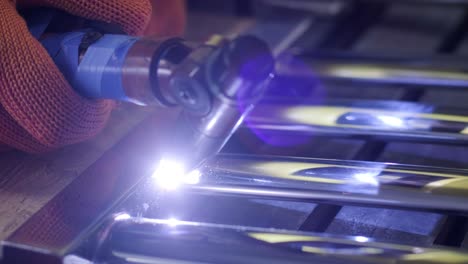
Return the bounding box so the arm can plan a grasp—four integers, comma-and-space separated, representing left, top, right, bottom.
0, 0, 185, 153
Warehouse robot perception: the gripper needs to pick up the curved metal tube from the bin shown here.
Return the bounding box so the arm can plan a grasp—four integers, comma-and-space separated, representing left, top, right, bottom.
245, 100, 468, 145
278, 53, 468, 89
95, 217, 468, 264
179, 154, 468, 214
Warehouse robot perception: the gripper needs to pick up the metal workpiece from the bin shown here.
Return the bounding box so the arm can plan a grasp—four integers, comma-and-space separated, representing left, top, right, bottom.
257, 0, 349, 17
245, 99, 468, 145
94, 217, 468, 264
277, 52, 468, 89
176, 154, 468, 214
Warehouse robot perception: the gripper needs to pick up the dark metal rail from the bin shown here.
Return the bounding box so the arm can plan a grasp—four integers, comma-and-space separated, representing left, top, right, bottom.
174, 154, 468, 214
246, 100, 468, 145
277, 52, 468, 89
95, 217, 468, 264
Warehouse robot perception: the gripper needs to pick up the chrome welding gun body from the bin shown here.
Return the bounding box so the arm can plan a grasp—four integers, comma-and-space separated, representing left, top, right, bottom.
29, 11, 274, 171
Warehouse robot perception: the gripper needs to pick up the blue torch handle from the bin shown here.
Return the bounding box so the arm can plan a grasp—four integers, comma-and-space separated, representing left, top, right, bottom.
40, 32, 138, 102
27, 9, 141, 102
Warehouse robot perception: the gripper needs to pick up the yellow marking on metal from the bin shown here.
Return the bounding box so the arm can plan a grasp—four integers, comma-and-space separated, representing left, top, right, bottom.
283, 106, 468, 130
302, 245, 384, 255
462, 126, 468, 135
219, 160, 468, 193
219, 162, 344, 184
324, 65, 390, 79
383, 168, 463, 179
301, 246, 329, 254
205, 34, 224, 46
249, 161, 467, 183
248, 233, 321, 243
402, 251, 468, 263
251, 162, 344, 184
324, 64, 468, 84
248, 232, 420, 253
424, 178, 467, 190
284, 106, 351, 127
423, 177, 468, 196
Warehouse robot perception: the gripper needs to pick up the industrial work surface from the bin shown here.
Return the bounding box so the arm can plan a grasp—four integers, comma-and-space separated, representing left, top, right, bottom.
0, 105, 151, 240
2, 1, 468, 258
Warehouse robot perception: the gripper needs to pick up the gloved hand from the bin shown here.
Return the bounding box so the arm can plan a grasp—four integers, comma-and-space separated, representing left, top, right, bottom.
0, 0, 185, 153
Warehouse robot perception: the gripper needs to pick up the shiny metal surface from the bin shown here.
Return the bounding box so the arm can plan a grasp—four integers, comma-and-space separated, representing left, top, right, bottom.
174, 154, 468, 213
246, 100, 468, 145
278, 53, 468, 89
259, 0, 349, 16
95, 217, 468, 264
122, 37, 175, 106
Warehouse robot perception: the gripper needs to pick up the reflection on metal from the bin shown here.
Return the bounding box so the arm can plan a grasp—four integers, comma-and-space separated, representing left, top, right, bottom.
181, 155, 468, 213
260, 0, 348, 17
359, 0, 468, 5
278, 53, 468, 88
284, 106, 468, 133
272, 18, 313, 56
246, 100, 468, 144
96, 217, 468, 264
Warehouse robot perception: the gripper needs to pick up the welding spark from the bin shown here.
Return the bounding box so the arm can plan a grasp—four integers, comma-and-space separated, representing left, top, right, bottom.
114, 213, 132, 221
354, 236, 370, 243
353, 172, 380, 186
377, 115, 405, 128
152, 159, 201, 190
167, 218, 181, 227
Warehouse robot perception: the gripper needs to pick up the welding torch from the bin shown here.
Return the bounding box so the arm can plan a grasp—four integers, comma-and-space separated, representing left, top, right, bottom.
30, 11, 274, 173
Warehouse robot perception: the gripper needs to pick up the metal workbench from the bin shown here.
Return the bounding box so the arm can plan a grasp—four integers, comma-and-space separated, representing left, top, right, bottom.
2, 1, 468, 263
